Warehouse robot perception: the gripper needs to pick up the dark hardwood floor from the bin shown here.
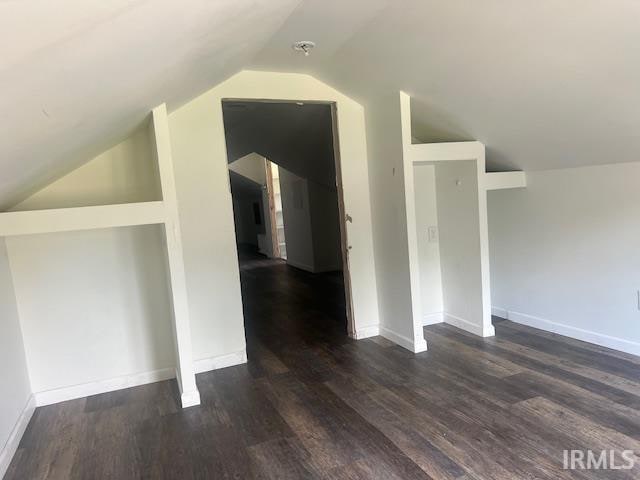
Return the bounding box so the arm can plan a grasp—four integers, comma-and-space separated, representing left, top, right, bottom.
6, 253, 640, 479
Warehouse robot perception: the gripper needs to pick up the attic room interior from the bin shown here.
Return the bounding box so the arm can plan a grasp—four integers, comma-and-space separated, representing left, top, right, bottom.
1, 2, 640, 479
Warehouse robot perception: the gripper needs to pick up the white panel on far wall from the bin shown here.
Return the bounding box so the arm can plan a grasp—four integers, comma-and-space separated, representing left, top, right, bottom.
6, 226, 175, 393
412, 164, 443, 322
435, 160, 488, 336
488, 162, 640, 355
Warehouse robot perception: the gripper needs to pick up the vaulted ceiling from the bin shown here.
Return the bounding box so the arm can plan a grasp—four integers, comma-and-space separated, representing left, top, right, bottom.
3, 0, 639, 208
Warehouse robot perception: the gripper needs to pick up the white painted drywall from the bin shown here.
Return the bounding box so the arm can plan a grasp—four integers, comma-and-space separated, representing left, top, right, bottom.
0, 238, 31, 472
6, 225, 176, 393
278, 168, 342, 273
413, 164, 443, 322
167, 71, 380, 342
228, 153, 267, 186
435, 160, 486, 335
488, 162, 640, 355
5, 126, 176, 396
308, 181, 342, 272
259, 188, 274, 257
11, 126, 161, 211
364, 93, 415, 344
232, 193, 264, 247
279, 168, 315, 272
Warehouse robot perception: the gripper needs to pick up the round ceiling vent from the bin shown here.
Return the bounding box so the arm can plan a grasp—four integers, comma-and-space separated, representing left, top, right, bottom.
292, 41, 315, 56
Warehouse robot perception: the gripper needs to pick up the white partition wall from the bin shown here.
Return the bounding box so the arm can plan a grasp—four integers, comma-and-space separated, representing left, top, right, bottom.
167, 71, 380, 347
0, 108, 201, 410
400, 92, 526, 343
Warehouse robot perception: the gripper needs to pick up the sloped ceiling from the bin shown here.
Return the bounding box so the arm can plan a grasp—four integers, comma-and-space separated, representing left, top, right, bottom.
251, 0, 640, 172
3, 0, 640, 207
0, 0, 300, 209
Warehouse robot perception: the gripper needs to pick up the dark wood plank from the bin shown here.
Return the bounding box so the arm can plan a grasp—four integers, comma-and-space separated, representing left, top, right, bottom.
7, 250, 640, 479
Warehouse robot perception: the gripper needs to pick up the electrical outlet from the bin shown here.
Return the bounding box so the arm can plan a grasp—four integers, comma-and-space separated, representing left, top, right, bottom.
427, 226, 438, 243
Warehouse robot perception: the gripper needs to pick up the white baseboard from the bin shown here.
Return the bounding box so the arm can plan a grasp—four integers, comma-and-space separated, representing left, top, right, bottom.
423, 311, 444, 326
34, 367, 176, 407
379, 326, 428, 353
0, 394, 35, 479
180, 390, 201, 409
503, 309, 640, 357
33, 349, 248, 409
194, 349, 247, 374
353, 325, 380, 339
444, 313, 495, 337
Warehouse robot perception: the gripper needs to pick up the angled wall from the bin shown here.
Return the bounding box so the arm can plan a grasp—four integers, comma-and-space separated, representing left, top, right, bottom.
0, 239, 32, 479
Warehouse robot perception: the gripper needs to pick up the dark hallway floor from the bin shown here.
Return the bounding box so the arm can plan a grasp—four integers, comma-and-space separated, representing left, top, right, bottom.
6, 257, 640, 479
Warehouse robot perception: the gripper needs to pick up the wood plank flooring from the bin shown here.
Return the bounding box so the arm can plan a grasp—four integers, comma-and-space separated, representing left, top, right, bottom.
6, 255, 640, 479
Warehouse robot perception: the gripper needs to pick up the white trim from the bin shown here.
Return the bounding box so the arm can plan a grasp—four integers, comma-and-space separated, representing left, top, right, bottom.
423, 311, 444, 326
353, 325, 380, 339
444, 313, 495, 337
491, 306, 509, 319
0, 395, 35, 479
0, 201, 166, 237
408, 141, 484, 164
33, 367, 176, 407
32, 349, 250, 409
152, 104, 200, 408
506, 310, 640, 357
180, 390, 201, 408
194, 350, 247, 374
380, 326, 428, 353
483, 171, 526, 190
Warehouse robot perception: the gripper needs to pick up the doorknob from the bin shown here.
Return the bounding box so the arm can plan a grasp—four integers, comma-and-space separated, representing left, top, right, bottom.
345, 214, 353, 223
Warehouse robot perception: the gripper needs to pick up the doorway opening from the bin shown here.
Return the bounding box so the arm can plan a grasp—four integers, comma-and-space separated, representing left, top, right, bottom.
222, 100, 355, 347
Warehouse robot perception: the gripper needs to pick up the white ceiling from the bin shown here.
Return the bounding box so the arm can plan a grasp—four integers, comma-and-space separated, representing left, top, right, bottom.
3, 0, 640, 207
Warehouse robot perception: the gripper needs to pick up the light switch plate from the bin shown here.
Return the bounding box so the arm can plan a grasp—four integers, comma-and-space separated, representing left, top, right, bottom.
427, 226, 438, 243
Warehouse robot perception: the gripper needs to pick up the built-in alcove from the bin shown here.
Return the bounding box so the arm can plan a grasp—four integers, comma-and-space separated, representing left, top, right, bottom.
400, 92, 526, 350
0, 107, 200, 408
9, 120, 162, 213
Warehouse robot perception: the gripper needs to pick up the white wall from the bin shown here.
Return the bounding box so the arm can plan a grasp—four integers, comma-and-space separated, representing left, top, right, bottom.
278, 168, 342, 273
279, 168, 315, 271
232, 193, 263, 247
489, 162, 640, 355
435, 160, 486, 336
168, 71, 380, 342
6, 226, 175, 393
364, 94, 415, 342
5, 126, 176, 397
308, 181, 342, 272
11, 126, 161, 211
0, 238, 31, 477
259, 187, 274, 257
413, 164, 443, 323
228, 153, 266, 186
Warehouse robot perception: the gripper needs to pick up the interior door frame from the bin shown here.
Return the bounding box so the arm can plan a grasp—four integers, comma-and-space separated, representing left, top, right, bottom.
330, 103, 356, 338
221, 98, 356, 337
264, 159, 280, 259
